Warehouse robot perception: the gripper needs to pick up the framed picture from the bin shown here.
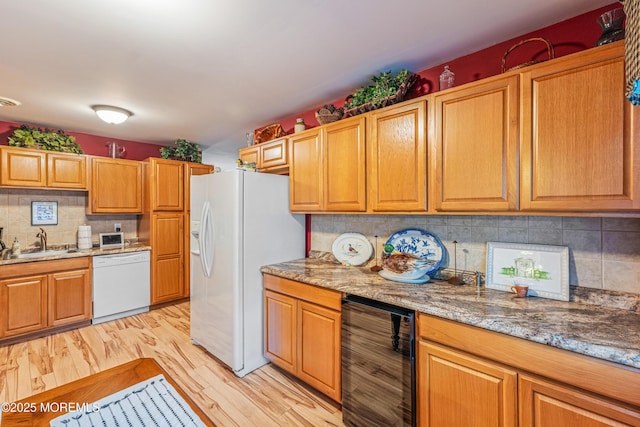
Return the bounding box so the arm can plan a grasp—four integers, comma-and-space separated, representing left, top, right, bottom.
486, 242, 569, 301
31, 201, 58, 226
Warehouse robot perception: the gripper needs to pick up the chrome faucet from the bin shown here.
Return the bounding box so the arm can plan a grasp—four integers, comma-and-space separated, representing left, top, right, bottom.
36, 227, 47, 251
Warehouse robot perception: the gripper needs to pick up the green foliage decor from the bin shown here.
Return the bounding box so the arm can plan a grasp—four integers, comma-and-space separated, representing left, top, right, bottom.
344, 69, 412, 110
8, 124, 83, 154
160, 138, 202, 163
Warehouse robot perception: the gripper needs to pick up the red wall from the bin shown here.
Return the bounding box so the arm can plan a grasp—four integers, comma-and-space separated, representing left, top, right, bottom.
258, 3, 621, 134
0, 120, 163, 160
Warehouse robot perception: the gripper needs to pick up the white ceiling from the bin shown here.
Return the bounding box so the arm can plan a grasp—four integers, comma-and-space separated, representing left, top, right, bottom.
0, 0, 612, 156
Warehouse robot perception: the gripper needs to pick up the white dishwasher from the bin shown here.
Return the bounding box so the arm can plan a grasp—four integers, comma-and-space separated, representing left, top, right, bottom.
92, 250, 151, 324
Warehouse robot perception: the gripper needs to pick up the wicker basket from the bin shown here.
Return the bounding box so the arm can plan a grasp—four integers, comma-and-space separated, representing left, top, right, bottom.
501, 37, 555, 72
343, 72, 418, 118
315, 106, 344, 125
254, 123, 286, 144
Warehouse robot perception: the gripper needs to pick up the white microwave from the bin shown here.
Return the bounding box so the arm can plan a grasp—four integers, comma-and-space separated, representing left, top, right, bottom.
99, 232, 124, 249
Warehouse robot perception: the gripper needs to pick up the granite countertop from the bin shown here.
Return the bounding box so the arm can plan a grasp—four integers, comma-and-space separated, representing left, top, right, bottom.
0, 243, 151, 265
261, 255, 640, 370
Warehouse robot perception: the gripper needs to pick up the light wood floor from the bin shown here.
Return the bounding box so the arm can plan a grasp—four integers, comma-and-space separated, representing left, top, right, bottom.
0, 302, 344, 426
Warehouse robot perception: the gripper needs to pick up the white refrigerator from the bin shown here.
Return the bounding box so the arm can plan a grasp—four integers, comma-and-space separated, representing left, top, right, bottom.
190, 170, 305, 377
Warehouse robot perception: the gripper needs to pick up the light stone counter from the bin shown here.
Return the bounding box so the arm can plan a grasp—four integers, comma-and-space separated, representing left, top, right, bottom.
0, 243, 151, 265
261, 255, 640, 370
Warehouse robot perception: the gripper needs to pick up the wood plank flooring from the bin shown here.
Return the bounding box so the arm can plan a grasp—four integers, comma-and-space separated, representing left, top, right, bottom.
0, 302, 344, 426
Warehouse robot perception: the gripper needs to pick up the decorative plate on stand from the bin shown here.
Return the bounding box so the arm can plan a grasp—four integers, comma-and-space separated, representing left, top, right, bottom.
384, 228, 445, 274
332, 233, 373, 266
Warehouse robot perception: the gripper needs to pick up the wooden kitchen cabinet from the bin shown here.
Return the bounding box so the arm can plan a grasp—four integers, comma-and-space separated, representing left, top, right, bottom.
146, 158, 184, 211
0, 146, 87, 190
289, 116, 366, 212
368, 99, 427, 212
48, 268, 92, 327
0, 275, 48, 337
520, 41, 640, 211
88, 157, 143, 213
519, 374, 640, 426
418, 341, 517, 427
47, 152, 87, 189
263, 274, 342, 402
238, 137, 289, 174
0, 146, 47, 187
0, 257, 92, 341
149, 213, 185, 304
416, 313, 640, 427
289, 129, 324, 211
324, 116, 367, 211
432, 75, 519, 212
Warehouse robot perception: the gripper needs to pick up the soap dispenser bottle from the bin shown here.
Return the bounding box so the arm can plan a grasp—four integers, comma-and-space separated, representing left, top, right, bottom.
11, 237, 20, 255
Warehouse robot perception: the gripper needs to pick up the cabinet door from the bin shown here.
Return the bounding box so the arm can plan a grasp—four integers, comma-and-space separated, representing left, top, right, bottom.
47, 153, 87, 190
324, 116, 367, 211
433, 76, 519, 211
151, 159, 184, 211
520, 42, 640, 211
151, 214, 184, 304
48, 269, 91, 326
0, 275, 48, 337
238, 145, 260, 166
89, 157, 143, 213
417, 341, 517, 427
264, 289, 297, 373
0, 146, 46, 187
369, 100, 427, 212
519, 374, 640, 427
297, 300, 341, 402
289, 129, 323, 211
261, 137, 288, 172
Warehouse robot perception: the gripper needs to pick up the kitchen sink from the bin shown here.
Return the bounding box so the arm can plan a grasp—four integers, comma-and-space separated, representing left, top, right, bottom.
12, 250, 69, 259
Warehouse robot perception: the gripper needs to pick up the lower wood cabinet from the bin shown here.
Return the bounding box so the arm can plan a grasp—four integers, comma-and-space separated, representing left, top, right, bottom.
417, 313, 640, 427
150, 213, 185, 305
0, 257, 92, 340
418, 341, 517, 427
263, 274, 342, 402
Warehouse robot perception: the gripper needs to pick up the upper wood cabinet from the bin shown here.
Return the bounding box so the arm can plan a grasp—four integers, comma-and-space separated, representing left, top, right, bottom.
324, 116, 367, 211
368, 100, 428, 212
0, 146, 87, 190
289, 129, 324, 211
432, 75, 519, 212
520, 41, 640, 211
88, 157, 143, 214
239, 137, 289, 174
289, 117, 366, 213
146, 158, 184, 211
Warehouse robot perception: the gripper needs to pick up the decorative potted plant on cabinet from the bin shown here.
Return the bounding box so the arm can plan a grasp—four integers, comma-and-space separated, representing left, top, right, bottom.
343, 69, 417, 117
160, 138, 202, 163
8, 124, 83, 153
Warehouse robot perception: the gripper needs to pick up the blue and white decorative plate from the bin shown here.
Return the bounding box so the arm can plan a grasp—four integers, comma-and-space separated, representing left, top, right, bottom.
332, 232, 373, 266
384, 228, 445, 274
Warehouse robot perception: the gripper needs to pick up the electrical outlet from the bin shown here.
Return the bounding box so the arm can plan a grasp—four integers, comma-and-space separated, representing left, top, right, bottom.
114, 223, 122, 232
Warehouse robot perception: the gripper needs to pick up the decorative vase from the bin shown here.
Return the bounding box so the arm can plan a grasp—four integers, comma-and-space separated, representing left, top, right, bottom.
595, 8, 625, 46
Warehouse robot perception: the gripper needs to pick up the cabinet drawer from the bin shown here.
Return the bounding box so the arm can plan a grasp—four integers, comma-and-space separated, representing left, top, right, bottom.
263, 274, 341, 311
0, 257, 91, 280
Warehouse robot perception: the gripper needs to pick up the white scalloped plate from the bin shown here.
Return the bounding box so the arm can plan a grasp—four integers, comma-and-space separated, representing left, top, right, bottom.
332, 233, 373, 266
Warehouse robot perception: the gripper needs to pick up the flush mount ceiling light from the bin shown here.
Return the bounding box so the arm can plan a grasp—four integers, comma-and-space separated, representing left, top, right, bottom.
92, 105, 132, 124
0, 96, 21, 107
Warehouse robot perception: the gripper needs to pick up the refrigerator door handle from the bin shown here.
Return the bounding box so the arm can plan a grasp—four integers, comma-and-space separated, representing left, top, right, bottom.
199, 201, 215, 277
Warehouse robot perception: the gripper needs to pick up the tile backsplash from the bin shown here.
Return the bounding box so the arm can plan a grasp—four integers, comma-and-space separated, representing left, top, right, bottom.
310, 214, 640, 295
0, 189, 138, 249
